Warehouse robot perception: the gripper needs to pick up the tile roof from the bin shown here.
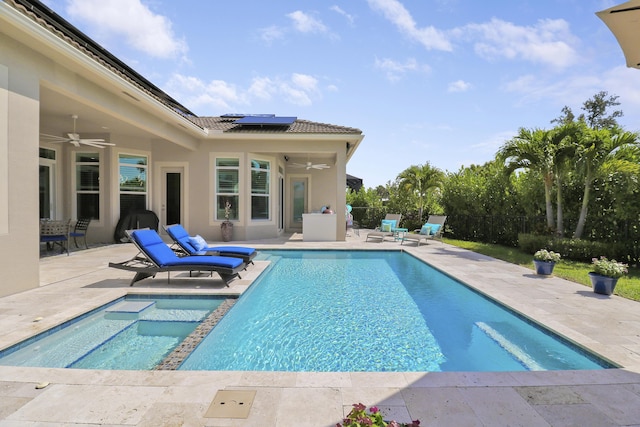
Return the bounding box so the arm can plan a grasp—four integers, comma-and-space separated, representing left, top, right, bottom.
7, 0, 197, 118
6, 1, 362, 137
192, 116, 362, 134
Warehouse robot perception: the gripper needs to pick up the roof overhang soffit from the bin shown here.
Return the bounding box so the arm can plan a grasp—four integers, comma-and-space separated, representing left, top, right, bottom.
1, 2, 207, 149
205, 132, 364, 161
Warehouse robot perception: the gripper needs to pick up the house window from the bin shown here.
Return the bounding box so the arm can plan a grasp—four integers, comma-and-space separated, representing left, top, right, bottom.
251, 159, 270, 220
216, 158, 239, 221
39, 148, 57, 219
119, 153, 147, 217
75, 152, 100, 220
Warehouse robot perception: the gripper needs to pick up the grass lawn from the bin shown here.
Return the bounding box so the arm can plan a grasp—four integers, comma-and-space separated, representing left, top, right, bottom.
444, 238, 640, 302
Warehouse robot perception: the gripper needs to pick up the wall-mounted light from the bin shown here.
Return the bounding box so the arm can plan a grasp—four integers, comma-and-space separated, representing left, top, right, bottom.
284, 155, 289, 162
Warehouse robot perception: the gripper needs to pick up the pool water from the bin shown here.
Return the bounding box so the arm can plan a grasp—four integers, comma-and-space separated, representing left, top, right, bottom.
0, 295, 224, 370
180, 250, 612, 372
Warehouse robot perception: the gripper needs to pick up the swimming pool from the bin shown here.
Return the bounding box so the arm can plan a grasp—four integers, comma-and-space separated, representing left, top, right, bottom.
0, 295, 227, 370
180, 250, 613, 372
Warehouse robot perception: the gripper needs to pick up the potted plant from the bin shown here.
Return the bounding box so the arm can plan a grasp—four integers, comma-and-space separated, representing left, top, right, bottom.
589, 256, 628, 295
337, 403, 420, 427
533, 249, 561, 275
220, 201, 233, 242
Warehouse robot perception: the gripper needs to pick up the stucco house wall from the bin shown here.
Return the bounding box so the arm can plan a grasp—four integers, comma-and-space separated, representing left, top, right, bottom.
0, 0, 362, 297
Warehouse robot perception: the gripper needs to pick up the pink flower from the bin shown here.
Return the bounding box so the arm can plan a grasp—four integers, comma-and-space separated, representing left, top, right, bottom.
369, 406, 379, 414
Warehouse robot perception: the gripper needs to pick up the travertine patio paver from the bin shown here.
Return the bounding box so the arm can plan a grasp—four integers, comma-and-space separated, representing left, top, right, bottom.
0, 232, 639, 425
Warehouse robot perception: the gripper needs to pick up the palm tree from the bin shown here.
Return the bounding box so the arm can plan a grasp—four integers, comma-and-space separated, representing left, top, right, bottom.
397, 163, 444, 222
550, 123, 581, 236
573, 127, 639, 239
498, 128, 557, 231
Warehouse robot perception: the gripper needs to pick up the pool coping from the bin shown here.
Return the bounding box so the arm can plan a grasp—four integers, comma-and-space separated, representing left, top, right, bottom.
1, 235, 640, 425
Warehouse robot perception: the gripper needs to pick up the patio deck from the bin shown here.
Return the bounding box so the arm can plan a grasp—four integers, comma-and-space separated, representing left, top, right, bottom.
2, 231, 640, 426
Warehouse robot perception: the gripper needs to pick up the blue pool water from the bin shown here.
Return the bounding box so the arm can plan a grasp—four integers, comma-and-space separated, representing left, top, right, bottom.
0, 295, 224, 370
180, 250, 612, 372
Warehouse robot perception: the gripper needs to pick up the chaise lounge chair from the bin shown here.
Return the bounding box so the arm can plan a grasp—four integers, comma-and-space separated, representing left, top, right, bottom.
163, 224, 257, 265
108, 228, 246, 287
401, 215, 447, 246
365, 214, 402, 242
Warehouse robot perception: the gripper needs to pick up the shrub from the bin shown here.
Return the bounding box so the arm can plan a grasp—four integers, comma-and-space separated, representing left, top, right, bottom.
591, 256, 628, 278
337, 403, 420, 427
534, 249, 561, 262
518, 234, 629, 263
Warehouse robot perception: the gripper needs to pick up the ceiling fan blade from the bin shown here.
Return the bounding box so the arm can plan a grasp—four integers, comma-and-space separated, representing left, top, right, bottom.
80, 141, 112, 148
42, 115, 115, 147
79, 141, 107, 148
289, 161, 330, 169
83, 140, 114, 146
39, 134, 67, 142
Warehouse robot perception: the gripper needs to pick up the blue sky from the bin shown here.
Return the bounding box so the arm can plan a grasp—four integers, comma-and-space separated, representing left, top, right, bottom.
42, 0, 640, 188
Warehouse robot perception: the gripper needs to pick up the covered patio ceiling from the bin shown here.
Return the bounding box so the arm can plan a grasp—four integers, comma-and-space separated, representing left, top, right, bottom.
39, 85, 181, 143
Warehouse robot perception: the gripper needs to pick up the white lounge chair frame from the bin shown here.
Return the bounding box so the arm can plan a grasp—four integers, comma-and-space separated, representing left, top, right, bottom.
401, 215, 447, 246
365, 214, 402, 242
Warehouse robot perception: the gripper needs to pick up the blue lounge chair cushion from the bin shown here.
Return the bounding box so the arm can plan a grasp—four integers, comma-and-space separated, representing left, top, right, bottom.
419, 225, 432, 235
188, 235, 207, 251
166, 224, 256, 258
131, 229, 243, 269
40, 235, 67, 242
196, 246, 255, 256
381, 219, 396, 232
423, 223, 441, 235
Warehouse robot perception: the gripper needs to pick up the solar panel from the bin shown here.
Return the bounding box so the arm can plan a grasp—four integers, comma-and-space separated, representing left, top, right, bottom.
221, 113, 276, 119
234, 116, 297, 126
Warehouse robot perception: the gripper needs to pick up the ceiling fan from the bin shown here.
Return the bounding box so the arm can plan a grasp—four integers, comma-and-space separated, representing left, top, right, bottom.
40, 115, 115, 148
289, 161, 331, 170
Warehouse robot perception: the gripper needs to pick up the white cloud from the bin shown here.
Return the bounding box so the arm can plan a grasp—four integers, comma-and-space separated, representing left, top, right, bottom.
448, 80, 472, 93
471, 130, 516, 153
503, 73, 602, 108
287, 10, 328, 34
374, 57, 430, 81
249, 74, 320, 106
259, 25, 286, 44
330, 5, 355, 25
502, 66, 640, 126
66, 0, 188, 59
164, 75, 245, 111
166, 73, 323, 113
282, 73, 320, 106
461, 18, 579, 69
601, 66, 640, 109
367, 0, 452, 51
291, 73, 319, 91
248, 77, 276, 100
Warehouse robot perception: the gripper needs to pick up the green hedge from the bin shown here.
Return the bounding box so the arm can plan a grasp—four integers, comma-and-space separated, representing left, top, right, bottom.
518, 233, 630, 263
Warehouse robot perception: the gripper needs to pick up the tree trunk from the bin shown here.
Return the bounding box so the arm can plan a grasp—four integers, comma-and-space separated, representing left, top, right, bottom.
555, 175, 564, 237
573, 176, 592, 239
544, 179, 555, 231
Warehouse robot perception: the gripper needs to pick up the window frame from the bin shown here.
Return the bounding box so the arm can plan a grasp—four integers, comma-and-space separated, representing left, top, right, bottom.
72, 150, 101, 222
117, 152, 149, 217
214, 156, 240, 222
250, 158, 271, 221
